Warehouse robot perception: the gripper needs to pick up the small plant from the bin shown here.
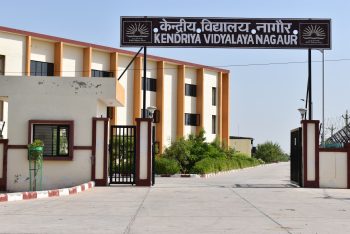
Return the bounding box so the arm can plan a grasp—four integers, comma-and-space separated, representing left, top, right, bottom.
28, 139, 44, 161
155, 157, 180, 175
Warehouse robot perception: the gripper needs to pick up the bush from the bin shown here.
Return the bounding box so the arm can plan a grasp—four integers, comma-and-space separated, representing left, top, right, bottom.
191, 155, 261, 174
155, 157, 180, 175
253, 141, 289, 163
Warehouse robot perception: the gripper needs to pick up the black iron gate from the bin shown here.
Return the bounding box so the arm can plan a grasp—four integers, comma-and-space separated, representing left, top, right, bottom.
109, 125, 136, 185
290, 127, 302, 186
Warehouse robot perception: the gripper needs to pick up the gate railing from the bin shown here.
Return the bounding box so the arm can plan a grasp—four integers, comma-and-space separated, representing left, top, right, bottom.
109, 125, 136, 185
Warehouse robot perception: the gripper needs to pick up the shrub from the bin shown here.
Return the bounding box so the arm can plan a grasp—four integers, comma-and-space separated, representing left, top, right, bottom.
191, 155, 260, 174
155, 157, 180, 175
253, 141, 289, 163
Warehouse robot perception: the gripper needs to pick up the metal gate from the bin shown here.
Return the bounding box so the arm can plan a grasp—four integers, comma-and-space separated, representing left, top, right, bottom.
290, 127, 302, 186
109, 125, 136, 185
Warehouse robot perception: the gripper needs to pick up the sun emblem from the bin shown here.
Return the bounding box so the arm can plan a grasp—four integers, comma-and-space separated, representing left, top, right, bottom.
126, 23, 149, 36
302, 25, 326, 39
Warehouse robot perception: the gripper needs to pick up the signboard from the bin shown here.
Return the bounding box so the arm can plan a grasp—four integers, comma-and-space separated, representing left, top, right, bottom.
121, 17, 331, 49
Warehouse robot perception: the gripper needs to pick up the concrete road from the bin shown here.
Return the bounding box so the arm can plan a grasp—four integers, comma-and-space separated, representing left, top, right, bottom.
1, 162, 350, 233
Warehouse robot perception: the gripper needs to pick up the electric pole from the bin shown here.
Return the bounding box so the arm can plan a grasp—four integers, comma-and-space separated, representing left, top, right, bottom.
327, 125, 336, 137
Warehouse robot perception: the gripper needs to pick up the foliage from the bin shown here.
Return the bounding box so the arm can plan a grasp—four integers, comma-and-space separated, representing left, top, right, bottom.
161, 129, 262, 174
29, 139, 44, 148
191, 155, 260, 174
28, 139, 44, 161
155, 157, 180, 175
253, 141, 289, 163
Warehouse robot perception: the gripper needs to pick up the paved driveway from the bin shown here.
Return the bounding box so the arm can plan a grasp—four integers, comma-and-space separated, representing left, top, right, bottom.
1, 162, 350, 233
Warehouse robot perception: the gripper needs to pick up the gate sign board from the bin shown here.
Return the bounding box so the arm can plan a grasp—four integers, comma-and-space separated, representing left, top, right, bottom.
121, 17, 331, 49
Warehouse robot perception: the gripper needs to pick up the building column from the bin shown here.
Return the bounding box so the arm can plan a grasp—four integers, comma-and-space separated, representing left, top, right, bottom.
133, 56, 142, 124
196, 68, 204, 134
110, 52, 119, 125
156, 61, 164, 153
222, 72, 230, 146
54, 42, 63, 77
177, 65, 185, 138
83, 47, 92, 78
25, 36, 31, 77
217, 72, 223, 142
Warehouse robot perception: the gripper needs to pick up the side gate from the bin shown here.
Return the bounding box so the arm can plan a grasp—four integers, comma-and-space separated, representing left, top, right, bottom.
290, 127, 303, 186
109, 125, 136, 185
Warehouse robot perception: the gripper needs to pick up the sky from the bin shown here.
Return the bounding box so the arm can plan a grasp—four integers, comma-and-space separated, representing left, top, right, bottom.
1, 0, 349, 152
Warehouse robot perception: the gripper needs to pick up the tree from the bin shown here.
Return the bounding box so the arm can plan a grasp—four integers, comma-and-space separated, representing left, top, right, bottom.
253, 141, 289, 163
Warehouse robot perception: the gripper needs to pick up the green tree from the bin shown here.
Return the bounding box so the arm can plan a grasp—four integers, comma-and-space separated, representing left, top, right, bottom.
254, 141, 289, 163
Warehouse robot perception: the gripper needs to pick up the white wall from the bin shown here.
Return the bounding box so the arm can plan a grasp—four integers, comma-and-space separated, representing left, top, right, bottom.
117, 54, 134, 125
2, 100, 8, 139
306, 123, 316, 181
0, 76, 116, 192
91, 50, 110, 71
0, 142, 3, 179
203, 70, 218, 142
62, 45, 83, 77
163, 63, 177, 146
31, 39, 54, 63
319, 152, 347, 188
0, 32, 26, 76
184, 67, 197, 136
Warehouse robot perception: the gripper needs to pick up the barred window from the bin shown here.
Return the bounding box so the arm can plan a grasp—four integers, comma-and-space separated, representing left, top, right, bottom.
185, 84, 197, 97
30, 60, 54, 76
185, 113, 200, 126
91, 69, 114, 78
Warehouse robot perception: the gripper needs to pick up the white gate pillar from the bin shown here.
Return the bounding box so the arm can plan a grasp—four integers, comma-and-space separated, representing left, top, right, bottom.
302, 120, 320, 188
135, 118, 152, 186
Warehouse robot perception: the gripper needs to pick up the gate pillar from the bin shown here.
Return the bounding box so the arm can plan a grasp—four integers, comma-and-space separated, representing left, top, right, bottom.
135, 118, 153, 186
301, 120, 320, 188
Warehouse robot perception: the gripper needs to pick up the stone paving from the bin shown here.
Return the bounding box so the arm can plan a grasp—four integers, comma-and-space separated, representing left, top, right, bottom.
1, 162, 350, 233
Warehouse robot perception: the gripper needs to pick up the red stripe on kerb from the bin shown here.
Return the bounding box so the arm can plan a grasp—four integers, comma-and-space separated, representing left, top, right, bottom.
0, 194, 8, 202
48, 190, 59, 197
69, 188, 77, 195
23, 192, 37, 200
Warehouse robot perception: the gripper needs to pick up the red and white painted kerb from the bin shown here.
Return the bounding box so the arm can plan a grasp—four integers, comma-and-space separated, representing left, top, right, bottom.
0, 181, 94, 202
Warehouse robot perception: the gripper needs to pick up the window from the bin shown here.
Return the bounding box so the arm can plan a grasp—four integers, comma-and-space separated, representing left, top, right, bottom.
212, 115, 216, 134
0, 55, 5, 75
29, 120, 74, 160
212, 87, 217, 106
91, 69, 114, 78
185, 84, 197, 97
107, 107, 114, 119
142, 77, 157, 92
30, 60, 54, 76
185, 113, 200, 126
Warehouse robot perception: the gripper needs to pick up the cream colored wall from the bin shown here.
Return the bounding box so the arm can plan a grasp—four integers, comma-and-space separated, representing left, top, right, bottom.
91, 50, 110, 71
0, 32, 26, 76
229, 139, 252, 157
184, 67, 197, 137
0, 76, 116, 192
319, 152, 347, 188
117, 55, 134, 125
203, 70, 218, 142
31, 39, 54, 63
62, 45, 83, 77
163, 63, 177, 146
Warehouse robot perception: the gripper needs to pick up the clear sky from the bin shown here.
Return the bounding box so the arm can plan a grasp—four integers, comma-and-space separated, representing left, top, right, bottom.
1, 0, 349, 152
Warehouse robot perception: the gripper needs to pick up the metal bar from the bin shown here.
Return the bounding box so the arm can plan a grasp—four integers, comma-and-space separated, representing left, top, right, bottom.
142, 46, 147, 118
308, 48, 312, 120
133, 126, 136, 185
122, 127, 125, 183
117, 47, 143, 81
127, 127, 130, 183
118, 128, 121, 182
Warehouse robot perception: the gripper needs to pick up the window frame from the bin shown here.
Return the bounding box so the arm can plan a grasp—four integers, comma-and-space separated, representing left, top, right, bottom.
212, 115, 217, 134
185, 113, 200, 126
142, 77, 157, 92
28, 120, 74, 161
0, 55, 5, 75
30, 60, 54, 76
212, 87, 217, 106
91, 69, 114, 78
185, 84, 197, 97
